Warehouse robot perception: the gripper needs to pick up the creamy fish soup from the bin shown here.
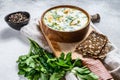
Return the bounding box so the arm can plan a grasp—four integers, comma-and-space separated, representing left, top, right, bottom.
43, 8, 88, 31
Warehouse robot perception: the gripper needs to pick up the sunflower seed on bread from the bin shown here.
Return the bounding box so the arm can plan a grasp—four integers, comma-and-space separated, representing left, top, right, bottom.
98, 43, 111, 59
75, 31, 110, 59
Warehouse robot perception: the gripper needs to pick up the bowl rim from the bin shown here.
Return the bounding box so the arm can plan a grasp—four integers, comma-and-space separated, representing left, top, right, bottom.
5, 11, 30, 24
41, 5, 91, 33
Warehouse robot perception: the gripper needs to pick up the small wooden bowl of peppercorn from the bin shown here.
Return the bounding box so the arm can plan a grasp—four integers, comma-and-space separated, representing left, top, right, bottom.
5, 11, 30, 30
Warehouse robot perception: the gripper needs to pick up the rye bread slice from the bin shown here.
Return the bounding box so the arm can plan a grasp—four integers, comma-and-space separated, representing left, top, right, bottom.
76, 31, 109, 59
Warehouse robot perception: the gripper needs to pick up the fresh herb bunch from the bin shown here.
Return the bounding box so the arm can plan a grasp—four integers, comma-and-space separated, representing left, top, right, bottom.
17, 39, 98, 80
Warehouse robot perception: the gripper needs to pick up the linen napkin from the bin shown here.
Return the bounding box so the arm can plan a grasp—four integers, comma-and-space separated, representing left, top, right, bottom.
20, 18, 120, 80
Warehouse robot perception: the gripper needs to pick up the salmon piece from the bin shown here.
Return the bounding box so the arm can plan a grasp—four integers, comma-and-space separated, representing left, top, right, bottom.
82, 58, 113, 80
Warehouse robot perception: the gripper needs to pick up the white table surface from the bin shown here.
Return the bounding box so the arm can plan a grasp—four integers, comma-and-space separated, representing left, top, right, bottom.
0, 0, 120, 80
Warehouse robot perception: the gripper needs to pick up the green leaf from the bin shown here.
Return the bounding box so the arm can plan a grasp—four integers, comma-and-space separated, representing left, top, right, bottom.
40, 67, 47, 73
87, 73, 99, 80
33, 74, 40, 80
17, 55, 28, 62
23, 67, 32, 72
59, 52, 65, 60
72, 58, 82, 67
47, 58, 57, 67
18, 70, 25, 75
18, 62, 26, 68
65, 52, 72, 65
65, 52, 72, 62
25, 57, 34, 66
32, 55, 39, 58
50, 71, 65, 80
75, 67, 90, 74
56, 61, 69, 67
73, 67, 99, 80
77, 73, 98, 80
40, 73, 49, 80
29, 62, 35, 68
26, 69, 36, 77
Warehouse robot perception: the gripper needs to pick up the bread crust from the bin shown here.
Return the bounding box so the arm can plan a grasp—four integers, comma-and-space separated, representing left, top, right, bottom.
76, 31, 111, 59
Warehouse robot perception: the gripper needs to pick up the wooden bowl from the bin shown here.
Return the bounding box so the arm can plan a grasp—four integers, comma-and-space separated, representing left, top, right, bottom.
40, 5, 90, 42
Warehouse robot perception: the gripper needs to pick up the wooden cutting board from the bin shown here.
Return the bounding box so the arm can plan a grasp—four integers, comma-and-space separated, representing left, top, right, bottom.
39, 22, 95, 59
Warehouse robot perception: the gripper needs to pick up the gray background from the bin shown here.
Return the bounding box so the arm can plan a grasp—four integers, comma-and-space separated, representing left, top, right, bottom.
0, 0, 120, 80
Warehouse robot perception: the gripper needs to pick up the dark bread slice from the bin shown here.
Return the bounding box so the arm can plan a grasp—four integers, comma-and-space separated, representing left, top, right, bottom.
99, 43, 111, 59
76, 31, 109, 59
